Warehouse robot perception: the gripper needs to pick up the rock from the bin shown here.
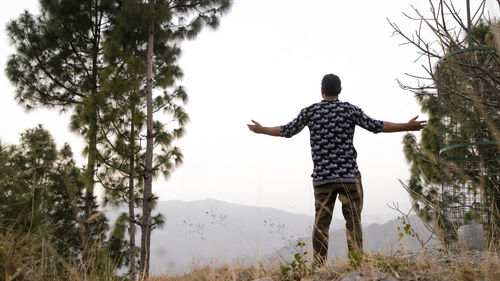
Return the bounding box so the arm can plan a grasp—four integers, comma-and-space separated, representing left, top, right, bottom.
339, 271, 395, 281
396, 246, 492, 268
457, 224, 486, 250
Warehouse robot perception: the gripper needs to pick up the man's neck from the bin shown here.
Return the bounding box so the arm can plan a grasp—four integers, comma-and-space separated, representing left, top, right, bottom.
323, 95, 339, 101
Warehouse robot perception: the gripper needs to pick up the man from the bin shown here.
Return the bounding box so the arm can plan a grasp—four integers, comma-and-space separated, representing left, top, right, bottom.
247, 74, 426, 265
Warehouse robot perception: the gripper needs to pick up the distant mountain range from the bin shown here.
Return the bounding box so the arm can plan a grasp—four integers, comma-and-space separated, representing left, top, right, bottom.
106, 199, 437, 276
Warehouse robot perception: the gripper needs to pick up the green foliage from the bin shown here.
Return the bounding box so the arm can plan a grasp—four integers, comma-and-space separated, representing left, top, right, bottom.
348, 250, 365, 269
371, 254, 408, 276
0, 126, 128, 278
402, 93, 443, 223
280, 239, 315, 281
5, 0, 116, 110
0, 125, 83, 258
396, 217, 416, 250
397, 223, 413, 239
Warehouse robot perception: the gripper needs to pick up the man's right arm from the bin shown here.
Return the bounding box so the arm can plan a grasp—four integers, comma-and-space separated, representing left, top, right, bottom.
248, 107, 309, 137
381, 116, 427, 132
247, 120, 281, 136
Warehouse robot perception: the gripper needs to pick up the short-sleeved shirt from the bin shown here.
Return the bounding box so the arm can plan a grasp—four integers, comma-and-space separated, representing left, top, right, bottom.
280, 99, 383, 187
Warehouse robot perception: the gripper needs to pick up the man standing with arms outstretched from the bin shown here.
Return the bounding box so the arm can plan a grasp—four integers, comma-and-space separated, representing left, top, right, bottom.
247, 74, 426, 265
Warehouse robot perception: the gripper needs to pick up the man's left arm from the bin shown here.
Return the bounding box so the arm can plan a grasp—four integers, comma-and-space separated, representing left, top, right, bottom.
354, 105, 426, 133
381, 116, 427, 132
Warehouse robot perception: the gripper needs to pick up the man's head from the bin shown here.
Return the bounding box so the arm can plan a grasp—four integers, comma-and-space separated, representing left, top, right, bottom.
321, 74, 341, 97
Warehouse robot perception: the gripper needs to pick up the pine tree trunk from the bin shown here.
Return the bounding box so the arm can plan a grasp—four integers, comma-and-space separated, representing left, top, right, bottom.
82, 3, 102, 270
129, 120, 137, 281
140, 1, 155, 279
83, 96, 97, 270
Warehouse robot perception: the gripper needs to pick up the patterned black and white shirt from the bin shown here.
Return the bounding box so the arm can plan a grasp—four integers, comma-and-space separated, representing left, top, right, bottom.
280, 99, 383, 187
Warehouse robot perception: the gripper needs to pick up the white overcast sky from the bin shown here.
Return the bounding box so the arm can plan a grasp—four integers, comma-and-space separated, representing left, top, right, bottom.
2, 0, 497, 223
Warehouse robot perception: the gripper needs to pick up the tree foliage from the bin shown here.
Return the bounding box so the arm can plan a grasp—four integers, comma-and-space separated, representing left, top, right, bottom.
0, 126, 127, 278
0, 126, 82, 258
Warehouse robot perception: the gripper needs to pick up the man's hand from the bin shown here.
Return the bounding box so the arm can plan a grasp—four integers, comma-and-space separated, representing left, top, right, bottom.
247, 120, 281, 136
406, 116, 427, 131
247, 120, 263, 134
382, 116, 427, 133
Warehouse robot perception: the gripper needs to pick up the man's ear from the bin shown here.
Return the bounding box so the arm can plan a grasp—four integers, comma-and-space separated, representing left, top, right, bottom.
321, 87, 325, 97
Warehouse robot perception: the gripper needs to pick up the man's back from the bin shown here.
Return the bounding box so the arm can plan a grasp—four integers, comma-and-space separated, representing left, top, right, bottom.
280, 99, 383, 186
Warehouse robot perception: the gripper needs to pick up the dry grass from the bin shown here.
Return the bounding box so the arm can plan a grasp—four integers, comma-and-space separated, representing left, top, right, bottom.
0, 228, 36, 281
0, 225, 120, 281
0, 226, 61, 281
149, 262, 279, 281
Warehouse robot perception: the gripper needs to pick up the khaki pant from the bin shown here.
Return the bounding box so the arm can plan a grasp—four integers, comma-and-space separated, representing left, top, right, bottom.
312, 177, 363, 264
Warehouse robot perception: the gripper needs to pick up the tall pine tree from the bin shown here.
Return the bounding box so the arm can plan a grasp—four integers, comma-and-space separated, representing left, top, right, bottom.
5, 0, 118, 268
110, 0, 233, 278
98, 8, 149, 277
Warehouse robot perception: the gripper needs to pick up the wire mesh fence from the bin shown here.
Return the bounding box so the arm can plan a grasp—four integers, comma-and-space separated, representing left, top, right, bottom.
436, 47, 500, 246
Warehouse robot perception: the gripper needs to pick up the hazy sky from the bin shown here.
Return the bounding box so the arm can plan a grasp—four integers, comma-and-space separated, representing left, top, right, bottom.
2, 0, 495, 223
